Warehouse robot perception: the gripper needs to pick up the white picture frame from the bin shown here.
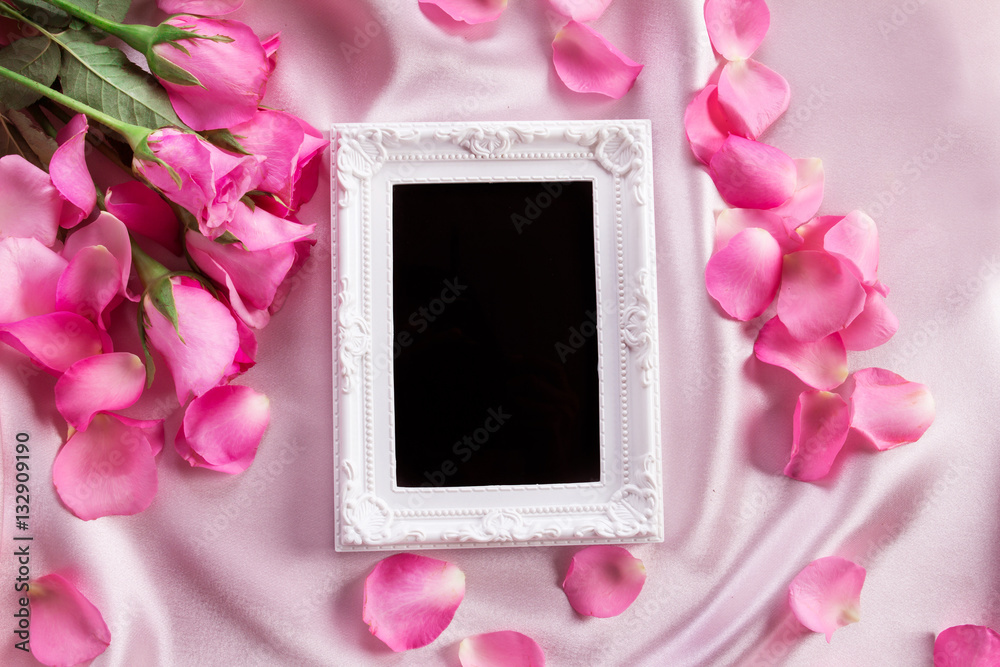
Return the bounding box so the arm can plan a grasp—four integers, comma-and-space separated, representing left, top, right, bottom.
332, 120, 662, 550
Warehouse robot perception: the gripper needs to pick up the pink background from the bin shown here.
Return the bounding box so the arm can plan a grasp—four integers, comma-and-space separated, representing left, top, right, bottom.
3, 0, 1000, 664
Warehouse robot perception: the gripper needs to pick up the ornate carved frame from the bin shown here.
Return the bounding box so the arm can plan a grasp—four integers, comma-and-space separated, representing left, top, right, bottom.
331, 120, 662, 550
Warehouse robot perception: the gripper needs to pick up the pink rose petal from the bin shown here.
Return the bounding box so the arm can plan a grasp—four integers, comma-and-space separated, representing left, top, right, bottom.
363, 553, 466, 652
0, 237, 67, 323
175, 385, 269, 474
105, 181, 182, 256
55, 245, 122, 327
717, 58, 790, 140
186, 229, 297, 328
777, 250, 866, 342
849, 368, 934, 451
562, 545, 646, 618
143, 279, 240, 404
28, 574, 110, 666
0, 312, 104, 375
706, 227, 783, 321
63, 212, 133, 300
55, 353, 146, 431
459, 631, 546, 667
839, 286, 898, 351
157, 0, 245, 16
223, 202, 316, 252
793, 215, 840, 251
788, 556, 865, 642
753, 317, 848, 391
52, 413, 162, 520
0, 154, 63, 247
714, 208, 801, 254
152, 16, 270, 131
934, 625, 1000, 667
552, 21, 643, 99
420, 0, 507, 24
50, 114, 96, 229
770, 158, 825, 224
822, 210, 880, 286
784, 390, 851, 481
709, 135, 797, 209
704, 0, 770, 61
548, 0, 613, 22
684, 84, 732, 165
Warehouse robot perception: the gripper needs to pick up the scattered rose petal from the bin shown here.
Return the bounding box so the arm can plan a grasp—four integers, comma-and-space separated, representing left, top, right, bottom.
753, 317, 848, 390
143, 278, 241, 404
105, 181, 182, 256
55, 245, 122, 327
363, 553, 466, 652
839, 286, 898, 351
785, 390, 851, 481
420, 0, 508, 24
548, 0, 613, 22
552, 21, 643, 99
562, 545, 646, 618
0, 154, 63, 247
0, 237, 67, 323
770, 159, 825, 224
175, 385, 269, 473
50, 114, 96, 228
717, 58, 790, 140
777, 250, 866, 342
684, 84, 732, 165
849, 368, 934, 450
714, 208, 801, 254
63, 212, 133, 300
52, 413, 162, 520
158, 0, 245, 15
55, 353, 146, 431
934, 625, 1000, 667
793, 215, 840, 251
459, 631, 546, 667
822, 211, 879, 286
788, 556, 865, 642
709, 135, 797, 209
706, 227, 783, 320
0, 312, 105, 375
27, 574, 110, 666
704, 0, 770, 61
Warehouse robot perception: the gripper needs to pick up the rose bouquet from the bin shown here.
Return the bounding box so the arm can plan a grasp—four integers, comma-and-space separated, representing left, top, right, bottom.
0, 0, 322, 661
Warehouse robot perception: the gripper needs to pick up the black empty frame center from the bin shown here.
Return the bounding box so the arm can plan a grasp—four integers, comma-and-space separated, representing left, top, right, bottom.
392, 181, 601, 488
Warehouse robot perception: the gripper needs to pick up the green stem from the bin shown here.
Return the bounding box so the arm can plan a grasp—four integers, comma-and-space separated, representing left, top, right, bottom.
0, 64, 150, 152
36, 0, 157, 52
130, 239, 171, 289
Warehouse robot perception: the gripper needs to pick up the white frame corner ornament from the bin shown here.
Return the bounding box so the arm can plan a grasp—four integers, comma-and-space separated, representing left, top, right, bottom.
331, 120, 662, 550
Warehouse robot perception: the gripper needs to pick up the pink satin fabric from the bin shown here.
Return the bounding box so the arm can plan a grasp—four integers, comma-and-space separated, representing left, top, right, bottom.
3, 1, 999, 665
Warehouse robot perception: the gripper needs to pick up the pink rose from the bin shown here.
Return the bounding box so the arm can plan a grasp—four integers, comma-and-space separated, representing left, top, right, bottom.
133, 128, 262, 239
150, 16, 273, 131
229, 109, 326, 216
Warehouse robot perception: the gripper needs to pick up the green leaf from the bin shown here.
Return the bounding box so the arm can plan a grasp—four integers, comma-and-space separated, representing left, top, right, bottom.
0, 36, 61, 110
57, 30, 187, 131
148, 276, 182, 339
12, 0, 130, 27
